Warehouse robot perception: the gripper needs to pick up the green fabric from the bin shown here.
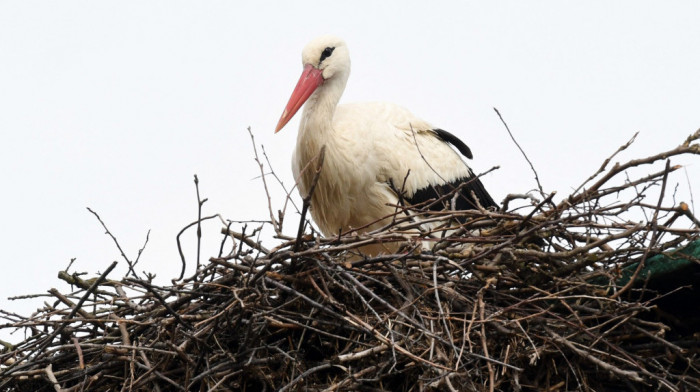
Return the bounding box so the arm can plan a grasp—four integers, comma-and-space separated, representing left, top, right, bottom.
616, 239, 700, 286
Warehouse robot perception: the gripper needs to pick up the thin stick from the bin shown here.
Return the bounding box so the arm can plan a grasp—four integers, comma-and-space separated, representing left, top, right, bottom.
193, 174, 208, 272
87, 207, 137, 278
294, 146, 326, 252
494, 107, 544, 196
247, 127, 281, 234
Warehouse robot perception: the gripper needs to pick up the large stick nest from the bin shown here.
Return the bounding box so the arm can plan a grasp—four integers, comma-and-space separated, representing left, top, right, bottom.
2, 130, 700, 391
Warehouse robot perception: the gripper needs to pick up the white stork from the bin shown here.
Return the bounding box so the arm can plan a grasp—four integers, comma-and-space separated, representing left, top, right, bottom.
275, 35, 497, 253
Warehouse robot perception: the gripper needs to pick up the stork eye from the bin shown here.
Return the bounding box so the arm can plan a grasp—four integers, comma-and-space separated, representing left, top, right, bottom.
319, 47, 335, 63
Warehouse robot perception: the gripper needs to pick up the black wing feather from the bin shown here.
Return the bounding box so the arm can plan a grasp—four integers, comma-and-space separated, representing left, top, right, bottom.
433, 128, 473, 159
407, 175, 498, 212
405, 129, 498, 212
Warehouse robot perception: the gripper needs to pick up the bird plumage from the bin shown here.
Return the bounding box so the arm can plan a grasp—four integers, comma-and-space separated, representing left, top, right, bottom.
276, 35, 497, 252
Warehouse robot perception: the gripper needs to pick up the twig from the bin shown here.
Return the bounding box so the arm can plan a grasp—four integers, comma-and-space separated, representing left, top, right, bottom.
45, 364, 64, 392
279, 363, 334, 392
611, 160, 670, 299
70, 338, 84, 370
550, 331, 644, 382
247, 127, 281, 235
176, 214, 220, 280
294, 145, 325, 253
573, 132, 638, 196
494, 107, 544, 196
87, 207, 137, 278
193, 174, 208, 272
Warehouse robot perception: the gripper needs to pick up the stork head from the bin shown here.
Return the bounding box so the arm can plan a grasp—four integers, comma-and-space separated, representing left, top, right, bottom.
275, 35, 350, 133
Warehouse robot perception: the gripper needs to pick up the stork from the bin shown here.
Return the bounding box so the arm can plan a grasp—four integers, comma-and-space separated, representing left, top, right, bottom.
275, 35, 497, 254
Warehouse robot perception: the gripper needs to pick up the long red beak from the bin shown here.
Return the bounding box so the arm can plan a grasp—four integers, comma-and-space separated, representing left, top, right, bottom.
275, 64, 324, 133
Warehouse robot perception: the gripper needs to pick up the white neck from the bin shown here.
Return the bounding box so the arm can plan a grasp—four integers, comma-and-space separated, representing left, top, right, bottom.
298, 69, 349, 141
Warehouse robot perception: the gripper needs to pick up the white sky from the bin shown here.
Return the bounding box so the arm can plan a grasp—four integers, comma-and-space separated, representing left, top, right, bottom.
1, 2, 699, 342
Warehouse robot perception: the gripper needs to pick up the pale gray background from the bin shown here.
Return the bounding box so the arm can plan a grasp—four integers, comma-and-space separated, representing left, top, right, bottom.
2, 1, 699, 342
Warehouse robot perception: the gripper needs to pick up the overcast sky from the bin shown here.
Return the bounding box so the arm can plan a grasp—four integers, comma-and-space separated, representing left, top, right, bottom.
1, 1, 699, 342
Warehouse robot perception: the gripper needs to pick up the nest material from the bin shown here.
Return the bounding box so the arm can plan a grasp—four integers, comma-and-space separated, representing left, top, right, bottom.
1, 130, 700, 391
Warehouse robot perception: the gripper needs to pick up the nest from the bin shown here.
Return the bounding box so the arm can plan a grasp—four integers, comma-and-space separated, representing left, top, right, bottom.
2, 130, 700, 391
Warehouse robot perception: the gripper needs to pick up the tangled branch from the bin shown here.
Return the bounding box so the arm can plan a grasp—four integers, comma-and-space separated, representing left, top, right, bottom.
1, 129, 699, 392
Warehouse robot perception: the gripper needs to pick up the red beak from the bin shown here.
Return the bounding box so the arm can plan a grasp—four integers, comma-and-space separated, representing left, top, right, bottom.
275, 64, 324, 133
